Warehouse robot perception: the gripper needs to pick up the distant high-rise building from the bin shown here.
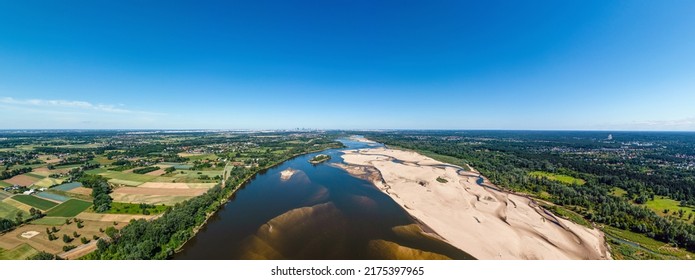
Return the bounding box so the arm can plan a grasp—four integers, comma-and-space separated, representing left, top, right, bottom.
607, 134, 613, 141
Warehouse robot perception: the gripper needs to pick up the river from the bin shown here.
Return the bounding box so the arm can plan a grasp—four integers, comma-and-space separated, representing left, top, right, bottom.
174, 138, 473, 259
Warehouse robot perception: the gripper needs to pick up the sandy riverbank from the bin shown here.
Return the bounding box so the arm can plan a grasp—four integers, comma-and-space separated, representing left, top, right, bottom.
337, 147, 610, 260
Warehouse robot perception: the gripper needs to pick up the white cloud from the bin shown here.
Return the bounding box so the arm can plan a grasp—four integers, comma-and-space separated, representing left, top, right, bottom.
0, 97, 159, 114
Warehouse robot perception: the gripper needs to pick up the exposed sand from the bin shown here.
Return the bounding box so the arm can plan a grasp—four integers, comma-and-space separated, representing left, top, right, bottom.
280, 168, 297, 181
339, 147, 610, 260
20, 231, 40, 239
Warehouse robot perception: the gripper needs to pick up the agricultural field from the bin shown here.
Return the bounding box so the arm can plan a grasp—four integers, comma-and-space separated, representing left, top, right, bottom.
529, 171, 586, 185
67, 187, 92, 196
52, 182, 83, 192
33, 177, 65, 188
99, 202, 169, 215
24, 173, 45, 179
0, 218, 126, 258
110, 193, 191, 206
0, 190, 11, 200
153, 170, 222, 184
76, 212, 155, 223
35, 191, 70, 202
3, 174, 41, 187
2, 199, 33, 213
178, 153, 218, 161
11, 195, 58, 210
99, 170, 159, 182
0, 201, 26, 220
46, 199, 92, 217
0, 130, 343, 259
30, 216, 68, 226
0, 244, 39, 260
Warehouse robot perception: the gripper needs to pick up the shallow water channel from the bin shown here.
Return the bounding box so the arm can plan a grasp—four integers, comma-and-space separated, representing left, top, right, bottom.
174, 139, 473, 259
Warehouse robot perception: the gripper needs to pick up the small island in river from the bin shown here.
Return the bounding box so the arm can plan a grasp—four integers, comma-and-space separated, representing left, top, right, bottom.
309, 154, 331, 164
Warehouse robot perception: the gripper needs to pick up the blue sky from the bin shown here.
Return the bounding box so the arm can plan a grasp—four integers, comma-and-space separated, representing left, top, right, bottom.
0, 1, 694, 130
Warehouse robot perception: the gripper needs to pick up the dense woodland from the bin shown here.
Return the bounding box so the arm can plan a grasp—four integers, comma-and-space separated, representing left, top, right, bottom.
366, 131, 695, 253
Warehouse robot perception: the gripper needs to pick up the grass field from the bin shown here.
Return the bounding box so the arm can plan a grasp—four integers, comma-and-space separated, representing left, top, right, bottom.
84, 168, 108, 175
645, 196, 695, 222
94, 156, 114, 165
11, 195, 58, 210
46, 199, 92, 217
153, 170, 222, 183
0, 201, 26, 220
33, 177, 65, 188
111, 193, 191, 206
108, 179, 145, 186
161, 162, 192, 170
99, 171, 157, 183
0, 244, 39, 260
178, 153, 218, 161
604, 226, 692, 260
30, 216, 67, 226
529, 171, 586, 185
0, 181, 11, 187
0, 190, 10, 200
611, 187, 628, 197
35, 191, 70, 202
100, 202, 169, 215
52, 182, 83, 192
24, 173, 45, 179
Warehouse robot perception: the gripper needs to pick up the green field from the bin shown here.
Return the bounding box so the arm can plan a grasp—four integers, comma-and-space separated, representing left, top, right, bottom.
0, 201, 26, 220
645, 196, 695, 222
24, 173, 45, 179
11, 195, 58, 210
604, 226, 691, 260
611, 187, 628, 197
98, 171, 157, 183
30, 216, 68, 225
529, 171, 586, 185
84, 168, 108, 175
0, 244, 39, 260
0, 190, 10, 200
33, 177, 65, 188
45, 199, 92, 217
102, 202, 169, 215
181, 153, 219, 161
0, 181, 12, 187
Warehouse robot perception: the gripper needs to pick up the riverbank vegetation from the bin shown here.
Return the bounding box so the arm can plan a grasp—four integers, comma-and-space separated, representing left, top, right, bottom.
309, 154, 330, 164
